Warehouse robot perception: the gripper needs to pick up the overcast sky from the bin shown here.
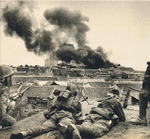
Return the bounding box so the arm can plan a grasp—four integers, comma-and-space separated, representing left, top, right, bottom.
0, 1, 150, 71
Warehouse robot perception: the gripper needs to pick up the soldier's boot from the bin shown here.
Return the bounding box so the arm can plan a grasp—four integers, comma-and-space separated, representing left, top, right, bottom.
10, 126, 43, 139
10, 130, 30, 139
130, 117, 147, 126
67, 124, 82, 139
130, 94, 147, 126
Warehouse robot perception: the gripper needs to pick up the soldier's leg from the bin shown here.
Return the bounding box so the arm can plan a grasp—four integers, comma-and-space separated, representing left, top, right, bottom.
42, 117, 57, 132
130, 91, 148, 125
10, 118, 57, 139
0, 105, 6, 123
75, 120, 94, 138
0, 105, 16, 128
93, 119, 112, 137
139, 91, 148, 119
58, 117, 81, 139
10, 126, 43, 139
1, 114, 16, 127
57, 117, 75, 133
67, 124, 82, 139
77, 120, 112, 138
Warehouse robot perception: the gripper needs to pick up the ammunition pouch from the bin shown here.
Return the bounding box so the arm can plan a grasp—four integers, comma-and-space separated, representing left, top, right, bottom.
57, 90, 71, 102
90, 107, 114, 119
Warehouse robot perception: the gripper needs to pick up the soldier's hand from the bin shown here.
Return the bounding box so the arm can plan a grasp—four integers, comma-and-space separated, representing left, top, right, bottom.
9, 100, 16, 110
112, 114, 119, 120
111, 114, 119, 126
141, 89, 148, 97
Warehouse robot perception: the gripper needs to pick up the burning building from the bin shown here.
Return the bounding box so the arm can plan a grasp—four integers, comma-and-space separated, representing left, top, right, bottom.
1, 1, 114, 69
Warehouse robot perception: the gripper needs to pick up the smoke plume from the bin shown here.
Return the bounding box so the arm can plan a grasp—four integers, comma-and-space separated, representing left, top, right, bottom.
2, 1, 55, 55
44, 7, 90, 47
56, 43, 78, 63
77, 46, 113, 68
1, 2, 114, 68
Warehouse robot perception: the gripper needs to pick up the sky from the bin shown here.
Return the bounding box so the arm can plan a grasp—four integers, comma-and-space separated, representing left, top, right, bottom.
0, 1, 150, 71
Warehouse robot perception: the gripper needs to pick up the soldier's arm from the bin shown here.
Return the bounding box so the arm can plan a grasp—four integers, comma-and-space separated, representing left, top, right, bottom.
107, 98, 126, 121
74, 102, 83, 124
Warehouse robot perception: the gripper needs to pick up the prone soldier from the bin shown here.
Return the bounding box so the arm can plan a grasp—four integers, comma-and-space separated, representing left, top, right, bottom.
10, 83, 82, 139
67, 87, 126, 139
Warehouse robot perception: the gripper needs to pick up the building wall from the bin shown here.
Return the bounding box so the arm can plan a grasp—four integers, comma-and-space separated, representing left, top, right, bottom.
45, 53, 58, 67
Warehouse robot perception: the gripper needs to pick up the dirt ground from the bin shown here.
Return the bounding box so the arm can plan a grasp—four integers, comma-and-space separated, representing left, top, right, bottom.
0, 99, 150, 139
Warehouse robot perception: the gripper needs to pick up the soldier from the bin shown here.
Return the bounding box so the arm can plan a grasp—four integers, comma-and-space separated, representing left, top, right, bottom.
67, 87, 126, 139
0, 65, 17, 129
130, 61, 150, 125
10, 83, 82, 139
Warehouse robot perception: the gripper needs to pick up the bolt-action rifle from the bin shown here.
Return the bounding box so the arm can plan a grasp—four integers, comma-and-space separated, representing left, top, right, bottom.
123, 86, 141, 108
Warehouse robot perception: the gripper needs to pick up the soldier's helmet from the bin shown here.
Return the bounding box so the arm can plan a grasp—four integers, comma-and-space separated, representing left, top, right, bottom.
109, 84, 120, 96
0, 65, 13, 80
66, 83, 78, 95
147, 61, 150, 65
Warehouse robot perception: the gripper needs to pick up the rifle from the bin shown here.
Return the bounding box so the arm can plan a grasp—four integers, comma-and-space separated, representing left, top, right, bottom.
17, 81, 23, 92
71, 82, 91, 105
123, 86, 141, 108
13, 83, 33, 100
127, 86, 141, 92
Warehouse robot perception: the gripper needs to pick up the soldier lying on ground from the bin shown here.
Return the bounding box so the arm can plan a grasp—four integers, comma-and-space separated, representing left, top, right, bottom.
10, 83, 82, 139
67, 87, 126, 139
0, 65, 21, 130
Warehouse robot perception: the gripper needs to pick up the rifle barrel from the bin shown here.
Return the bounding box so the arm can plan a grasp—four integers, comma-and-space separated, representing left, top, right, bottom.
127, 86, 141, 92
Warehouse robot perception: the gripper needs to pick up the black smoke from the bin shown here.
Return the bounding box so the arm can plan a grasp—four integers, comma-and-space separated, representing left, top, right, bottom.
44, 7, 90, 47
56, 43, 78, 63
56, 44, 113, 68
77, 46, 113, 68
2, 6, 32, 39
1, 2, 114, 68
2, 2, 55, 55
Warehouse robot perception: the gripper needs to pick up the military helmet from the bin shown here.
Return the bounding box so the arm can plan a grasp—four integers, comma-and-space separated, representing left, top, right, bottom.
147, 61, 150, 65
66, 83, 78, 95
109, 84, 120, 96
0, 65, 13, 80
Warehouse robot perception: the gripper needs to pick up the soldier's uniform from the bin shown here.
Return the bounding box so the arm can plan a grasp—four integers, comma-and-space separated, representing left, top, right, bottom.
10, 83, 82, 139
0, 65, 16, 129
68, 90, 125, 139
0, 86, 16, 128
131, 62, 150, 125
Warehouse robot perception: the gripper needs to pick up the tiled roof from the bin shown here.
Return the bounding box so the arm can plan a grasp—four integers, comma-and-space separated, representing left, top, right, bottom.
23, 86, 66, 98
83, 87, 111, 99
89, 82, 110, 87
